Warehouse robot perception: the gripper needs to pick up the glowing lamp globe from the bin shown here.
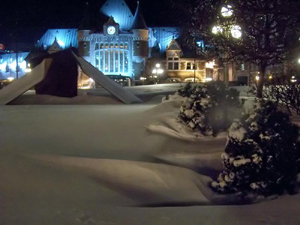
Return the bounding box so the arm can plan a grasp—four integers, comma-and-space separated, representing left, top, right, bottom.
212, 26, 223, 34
221, 5, 233, 17
231, 25, 242, 39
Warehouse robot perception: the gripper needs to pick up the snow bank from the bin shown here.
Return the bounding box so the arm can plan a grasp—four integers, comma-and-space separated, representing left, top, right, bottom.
1, 91, 300, 224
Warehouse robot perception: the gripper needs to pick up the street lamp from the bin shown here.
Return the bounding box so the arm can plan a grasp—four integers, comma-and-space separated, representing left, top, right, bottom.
221, 5, 233, 17
212, 4, 242, 86
152, 63, 163, 84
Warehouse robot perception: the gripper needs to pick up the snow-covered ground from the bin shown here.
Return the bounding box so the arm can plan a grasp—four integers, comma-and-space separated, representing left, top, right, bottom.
1, 84, 299, 225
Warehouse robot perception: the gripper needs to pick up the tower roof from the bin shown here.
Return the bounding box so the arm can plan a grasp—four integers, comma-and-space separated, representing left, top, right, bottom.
131, 1, 147, 30
106, 16, 118, 25
100, 0, 134, 30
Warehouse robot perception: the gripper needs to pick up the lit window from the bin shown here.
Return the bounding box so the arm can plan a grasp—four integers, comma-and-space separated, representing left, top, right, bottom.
125, 43, 128, 49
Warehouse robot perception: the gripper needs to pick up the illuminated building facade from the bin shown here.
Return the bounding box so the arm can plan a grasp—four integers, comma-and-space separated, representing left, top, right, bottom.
0, 0, 219, 83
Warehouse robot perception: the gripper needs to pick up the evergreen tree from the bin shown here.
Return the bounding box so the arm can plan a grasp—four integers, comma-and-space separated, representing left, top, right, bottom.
212, 100, 300, 196
178, 81, 241, 136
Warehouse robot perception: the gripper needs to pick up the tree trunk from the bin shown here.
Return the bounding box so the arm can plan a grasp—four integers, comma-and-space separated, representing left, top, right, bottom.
256, 62, 267, 98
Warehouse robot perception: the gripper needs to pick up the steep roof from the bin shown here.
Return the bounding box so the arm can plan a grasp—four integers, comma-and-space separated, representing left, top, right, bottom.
100, 0, 134, 30
36, 29, 78, 49
106, 16, 118, 26
167, 38, 182, 51
48, 38, 63, 54
131, 1, 147, 30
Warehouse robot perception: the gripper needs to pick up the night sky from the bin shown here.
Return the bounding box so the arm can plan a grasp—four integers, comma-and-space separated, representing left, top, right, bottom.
0, 0, 175, 51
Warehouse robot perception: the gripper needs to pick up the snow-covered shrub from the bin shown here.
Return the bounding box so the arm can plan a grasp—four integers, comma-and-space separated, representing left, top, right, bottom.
212, 100, 300, 196
178, 81, 242, 136
176, 82, 194, 98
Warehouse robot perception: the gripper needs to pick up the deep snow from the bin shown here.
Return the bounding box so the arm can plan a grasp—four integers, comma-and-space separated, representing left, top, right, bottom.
1, 84, 300, 225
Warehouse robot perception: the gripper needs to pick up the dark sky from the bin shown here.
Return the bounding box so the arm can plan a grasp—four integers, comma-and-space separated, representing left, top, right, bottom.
0, 0, 175, 51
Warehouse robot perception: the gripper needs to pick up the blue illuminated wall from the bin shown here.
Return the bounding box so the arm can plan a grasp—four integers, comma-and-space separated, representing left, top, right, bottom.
0, 52, 29, 79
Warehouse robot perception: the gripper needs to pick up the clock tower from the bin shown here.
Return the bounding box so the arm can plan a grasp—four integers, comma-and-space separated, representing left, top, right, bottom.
103, 16, 119, 35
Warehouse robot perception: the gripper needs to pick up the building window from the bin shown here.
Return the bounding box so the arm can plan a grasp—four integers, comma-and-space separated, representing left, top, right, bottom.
174, 62, 179, 70
120, 50, 124, 73
110, 50, 114, 72
187, 62, 192, 70
115, 51, 119, 72
94, 42, 129, 75
168, 62, 173, 70
125, 51, 128, 73
105, 50, 109, 72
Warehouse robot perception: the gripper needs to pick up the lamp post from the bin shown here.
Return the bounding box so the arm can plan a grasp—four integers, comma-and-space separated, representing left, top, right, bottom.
212, 4, 242, 86
152, 63, 163, 84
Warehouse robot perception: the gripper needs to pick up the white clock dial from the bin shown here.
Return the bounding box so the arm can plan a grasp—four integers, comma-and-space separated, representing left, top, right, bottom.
107, 26, 116, 35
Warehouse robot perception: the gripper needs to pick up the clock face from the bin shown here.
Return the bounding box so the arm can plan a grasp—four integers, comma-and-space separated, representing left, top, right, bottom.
107, 26, 116, 35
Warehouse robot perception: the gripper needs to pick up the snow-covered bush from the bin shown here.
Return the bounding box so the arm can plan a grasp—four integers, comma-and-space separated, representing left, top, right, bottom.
212, 100, 300, 196
178, 81, 242, 136
163, 83, 194, 102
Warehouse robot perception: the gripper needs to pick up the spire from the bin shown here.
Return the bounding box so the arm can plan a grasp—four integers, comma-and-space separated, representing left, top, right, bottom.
131, 1, 147, 30
106, 16, 117, 25
79, 2, 92, 30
